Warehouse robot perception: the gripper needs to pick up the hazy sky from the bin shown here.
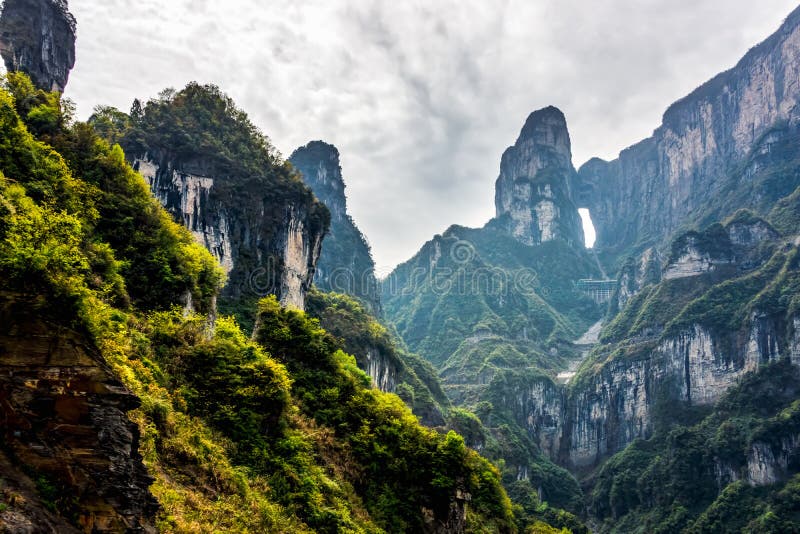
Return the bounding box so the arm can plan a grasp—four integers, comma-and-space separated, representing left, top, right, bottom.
66, 0, 799, 272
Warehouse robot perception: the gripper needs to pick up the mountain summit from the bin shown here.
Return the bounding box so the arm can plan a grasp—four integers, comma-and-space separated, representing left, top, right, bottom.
290, 141, 382, 314
494, 106, 584, 247
0, 0, 76, 91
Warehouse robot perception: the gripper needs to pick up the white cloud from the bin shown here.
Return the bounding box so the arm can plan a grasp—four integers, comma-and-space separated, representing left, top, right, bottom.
66, 0, 799, 269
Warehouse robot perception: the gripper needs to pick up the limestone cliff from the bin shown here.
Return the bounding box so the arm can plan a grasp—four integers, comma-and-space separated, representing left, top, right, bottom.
495, 106, 584, 247
499, 215, 800, 469
289, 141, 381, 314
566, 319, 794, 468
613, 247, 661, 313
577, 5, 800, 255
134, 153, 325, 312
118, 84, 329, 318
0, 0, 76, 91
496, 296, 799, 472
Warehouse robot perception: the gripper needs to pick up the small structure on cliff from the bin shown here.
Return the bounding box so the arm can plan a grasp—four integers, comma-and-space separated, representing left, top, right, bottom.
576, 278, 617, 304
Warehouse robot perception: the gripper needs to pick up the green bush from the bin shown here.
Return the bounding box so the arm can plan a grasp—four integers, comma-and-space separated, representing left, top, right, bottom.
255, 295, 516, 533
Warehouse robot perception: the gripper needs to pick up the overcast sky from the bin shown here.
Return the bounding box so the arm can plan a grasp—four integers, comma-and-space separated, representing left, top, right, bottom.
66, 0, 799, 272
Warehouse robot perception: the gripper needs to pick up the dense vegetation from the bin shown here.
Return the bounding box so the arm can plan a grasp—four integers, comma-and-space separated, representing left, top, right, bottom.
382, 223, 599, 531
306, 290, 585, 532
90, 84, 330, 331
590, 360, 800, 533
0, 73, 521, 532
306, 289, 451, 426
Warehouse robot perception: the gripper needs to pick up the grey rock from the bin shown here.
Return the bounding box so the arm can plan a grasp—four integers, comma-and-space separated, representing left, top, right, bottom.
494, 106, 584, 247
134, 154, 325, 311
289, 141, 382, 314
0, 0, 75, 91
576, 6, 800, 254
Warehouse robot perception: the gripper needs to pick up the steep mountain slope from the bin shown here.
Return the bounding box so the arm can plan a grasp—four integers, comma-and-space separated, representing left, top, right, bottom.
0, 73, 519, 533
289, 143, 458, 427
507, 7, 800, 531
385, 6, 800, 531
89, 85, 329, 329
577, 4, 800, 259
0, 72, 218, 532
384, 108, 601, 524
508, 211, 800, 470
554, 7, 800, 529
290, 141, 382, 314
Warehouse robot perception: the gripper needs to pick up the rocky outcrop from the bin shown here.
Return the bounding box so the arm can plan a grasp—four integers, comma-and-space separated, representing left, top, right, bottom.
0, 293, 157, 532
615, 247, 662, 311
501, 376, 565, 459
0, 0, 76, 91
567, 353, 658, 467
663, 234, 733, 280
726, 212, 782, 269
489, 301, 799, 469
421, 489, 470, 534
662, 215, 779, 280
727, 217, 779, 248
577, 6, 800, 254
745, 435, 800, 486
565, 315, 795, 467
713, 433, 800, 488
494, 106, 584, 248
362, 347, 398, 392
289, 141, 381, 313
134, 155, 325, 310
290, 141, 348, 221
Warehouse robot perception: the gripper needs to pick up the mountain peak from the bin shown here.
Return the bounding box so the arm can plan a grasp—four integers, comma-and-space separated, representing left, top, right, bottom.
493, 108, 583, 247
290, 140, 346, 220
0, 0, 77, 92
292, 140, 340, 159
516, 105, 571, 156
289, 141, 382, 314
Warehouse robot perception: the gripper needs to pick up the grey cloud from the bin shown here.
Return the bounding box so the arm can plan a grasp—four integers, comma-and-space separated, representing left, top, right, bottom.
66, 0, 799, 269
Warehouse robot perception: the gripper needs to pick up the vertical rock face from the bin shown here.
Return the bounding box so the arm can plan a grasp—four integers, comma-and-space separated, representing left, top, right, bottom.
498, 376, 565, 459
362, 347, 398, 392
663, 235, 733, 280
494, 106, 584, 247
567, 355, 660, 467
0, 0, 76, 92
0, 293, 157, 532
615, 247, 661, 311
745, 435, 800, 486
135, 154, 325, 310
290, 141, 348, 221
289, 141, 381, 314
564, 320, 792, 468
577, 5, 800, 253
